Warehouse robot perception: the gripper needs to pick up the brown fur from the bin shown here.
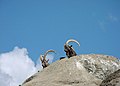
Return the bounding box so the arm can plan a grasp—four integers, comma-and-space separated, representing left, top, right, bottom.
64, 44, 77, 58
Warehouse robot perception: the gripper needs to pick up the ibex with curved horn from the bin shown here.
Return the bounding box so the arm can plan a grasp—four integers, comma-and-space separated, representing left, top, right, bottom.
64, 39, 80, 58
40, 50, 56, 69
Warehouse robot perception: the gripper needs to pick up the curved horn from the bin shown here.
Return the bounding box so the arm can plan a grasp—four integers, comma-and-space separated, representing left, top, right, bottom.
43, 50, 56, 59
40, 55, 43, 61
66, 39, 80, 46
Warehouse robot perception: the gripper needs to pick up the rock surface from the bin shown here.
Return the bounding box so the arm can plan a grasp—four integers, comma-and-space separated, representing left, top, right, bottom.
100, 69, 120, 86
22, 54, 120, 86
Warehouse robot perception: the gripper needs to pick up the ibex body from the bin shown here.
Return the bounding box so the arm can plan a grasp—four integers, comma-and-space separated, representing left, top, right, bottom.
40, 50, 55, 69
64, 39, 80, 58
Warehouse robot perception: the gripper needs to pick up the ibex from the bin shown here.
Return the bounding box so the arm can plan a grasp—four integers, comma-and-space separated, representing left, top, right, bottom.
40, 50, 56, 69
64, 39, 80, 58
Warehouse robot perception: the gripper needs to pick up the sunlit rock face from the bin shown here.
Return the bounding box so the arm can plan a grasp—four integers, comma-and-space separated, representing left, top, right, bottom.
76, 54, 120, 80
22, 54, 120, 86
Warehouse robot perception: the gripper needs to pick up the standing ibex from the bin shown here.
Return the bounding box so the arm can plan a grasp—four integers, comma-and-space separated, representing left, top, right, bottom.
40, 50, 56, 69
64, 39, 80, 58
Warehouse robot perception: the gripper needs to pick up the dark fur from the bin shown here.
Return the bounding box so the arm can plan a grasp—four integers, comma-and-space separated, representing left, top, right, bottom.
41, 56, 49, 69
64, 45, 77, 58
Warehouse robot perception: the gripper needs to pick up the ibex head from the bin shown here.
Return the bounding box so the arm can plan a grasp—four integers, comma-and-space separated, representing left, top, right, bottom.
40, 50, 56, 68
64, 39, 80, 58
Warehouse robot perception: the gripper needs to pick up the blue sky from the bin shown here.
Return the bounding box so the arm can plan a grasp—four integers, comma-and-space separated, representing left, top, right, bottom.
0, 0, 120, 62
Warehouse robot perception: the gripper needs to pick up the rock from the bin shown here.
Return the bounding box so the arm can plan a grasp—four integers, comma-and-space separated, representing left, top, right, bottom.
77, 54, 120, 80
100, 69, 120, 86
22, 54, 120, 86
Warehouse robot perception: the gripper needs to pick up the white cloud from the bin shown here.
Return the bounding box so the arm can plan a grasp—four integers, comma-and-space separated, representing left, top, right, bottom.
0, 47, 37, 86
0, 70, 12, 86
0, 47, 55, 86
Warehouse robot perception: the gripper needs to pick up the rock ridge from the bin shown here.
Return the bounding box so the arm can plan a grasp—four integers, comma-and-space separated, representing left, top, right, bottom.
22, 54, 120, 86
